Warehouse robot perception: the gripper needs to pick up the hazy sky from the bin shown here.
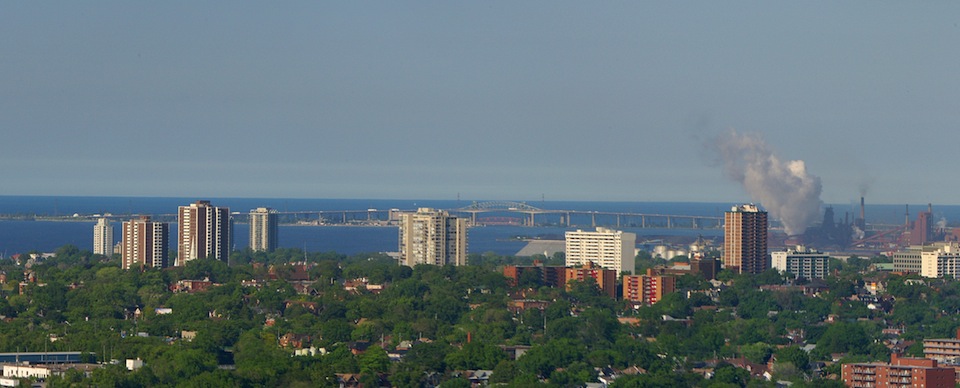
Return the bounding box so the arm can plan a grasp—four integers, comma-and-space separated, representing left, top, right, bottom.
3, 2, 959, 204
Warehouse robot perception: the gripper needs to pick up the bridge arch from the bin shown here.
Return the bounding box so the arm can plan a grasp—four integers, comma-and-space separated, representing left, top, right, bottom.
458, 201, 542, 212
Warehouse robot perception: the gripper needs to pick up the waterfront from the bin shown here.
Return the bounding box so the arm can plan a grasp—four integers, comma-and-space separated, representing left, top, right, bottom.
2, 195, 957, 257
0, 219, 720, 257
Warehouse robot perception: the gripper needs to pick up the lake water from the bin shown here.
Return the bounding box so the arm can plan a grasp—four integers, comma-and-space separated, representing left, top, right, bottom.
0, 196, 955, 256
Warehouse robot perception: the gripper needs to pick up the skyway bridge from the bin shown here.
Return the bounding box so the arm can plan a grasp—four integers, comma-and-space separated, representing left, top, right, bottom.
21, 201, 723, 230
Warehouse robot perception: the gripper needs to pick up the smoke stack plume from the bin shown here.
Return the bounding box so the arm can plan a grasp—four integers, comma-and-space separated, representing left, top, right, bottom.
710, 129, 823, 235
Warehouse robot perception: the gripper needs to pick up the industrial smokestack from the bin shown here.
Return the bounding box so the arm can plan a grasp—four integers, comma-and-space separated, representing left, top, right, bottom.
708, 129, 823, 235
860, 196, 867, 227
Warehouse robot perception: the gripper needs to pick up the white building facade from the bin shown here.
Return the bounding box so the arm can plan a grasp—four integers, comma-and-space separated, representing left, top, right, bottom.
249, 207, 278, 252
920, 242, 960, 279
565, 227, 636, 274
93, 217, 113, 256
398, 208, 468, 267
771, 246, 830, 280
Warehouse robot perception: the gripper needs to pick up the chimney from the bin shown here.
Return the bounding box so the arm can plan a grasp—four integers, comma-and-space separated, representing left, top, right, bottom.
860, 196, 867, 225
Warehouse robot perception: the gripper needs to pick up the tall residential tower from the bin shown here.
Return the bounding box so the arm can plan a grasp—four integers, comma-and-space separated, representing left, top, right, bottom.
723, 204, 768, 274
398, 208, 468, 267
93, 217, 113, 256
249, 207, 278, 252
177, 200, 231, 266
121, 216, 169, 270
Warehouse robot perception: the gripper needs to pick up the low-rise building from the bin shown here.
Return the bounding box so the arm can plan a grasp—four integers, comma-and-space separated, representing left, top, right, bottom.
893, 244, 953, 274
2, 363, 100, 382
771, 246, 830, 280
565, 262, 618, 298
503, 261, 569, 288
924, 329, 960, 364
622, 269, 676, 306
842, 354, 954, 388
921, 242, 960, 279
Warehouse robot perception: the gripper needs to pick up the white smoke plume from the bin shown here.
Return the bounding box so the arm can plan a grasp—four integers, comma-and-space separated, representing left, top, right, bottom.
710, 129, 823, 235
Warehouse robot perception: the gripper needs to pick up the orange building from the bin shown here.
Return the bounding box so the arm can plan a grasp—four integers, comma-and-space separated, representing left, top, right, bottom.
623, 269, 676, 305
565, 262, 617, 298
842, 353, 954, 388
724, 204, 768, 274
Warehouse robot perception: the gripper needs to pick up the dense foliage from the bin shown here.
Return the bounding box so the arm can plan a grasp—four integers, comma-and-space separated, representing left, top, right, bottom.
1, 247, 950, 387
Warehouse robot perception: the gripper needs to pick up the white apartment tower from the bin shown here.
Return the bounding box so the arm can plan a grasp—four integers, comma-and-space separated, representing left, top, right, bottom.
122, 216, 169, 270
93, 217, 114, 256
178, 200, 231, 266
565, 227, 637, 274
398, 208, 468, 267
249, 207, 278, 252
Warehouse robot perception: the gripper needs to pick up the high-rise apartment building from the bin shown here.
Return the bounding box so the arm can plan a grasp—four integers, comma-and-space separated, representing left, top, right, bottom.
397, 208, 468, 267
249, 207, 278, 252
565, 227, 636, 274
93, 218, 113, 256
178, 200, 231, 266
723, 204, 768, 274
121, 216, 169, 270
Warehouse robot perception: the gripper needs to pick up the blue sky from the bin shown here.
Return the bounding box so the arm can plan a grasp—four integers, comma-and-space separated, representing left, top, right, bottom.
2, 2, 959, 204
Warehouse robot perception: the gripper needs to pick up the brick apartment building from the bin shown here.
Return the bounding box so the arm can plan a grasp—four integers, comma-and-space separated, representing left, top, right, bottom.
622, 269, 676, 306
842, 353, 954, 388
